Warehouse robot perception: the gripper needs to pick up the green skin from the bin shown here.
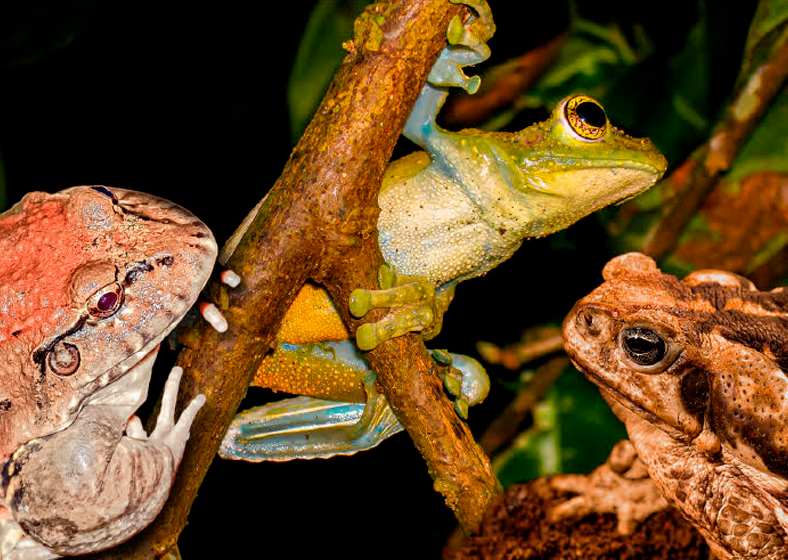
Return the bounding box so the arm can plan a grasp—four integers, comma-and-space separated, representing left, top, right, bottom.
350, 4, 667, 350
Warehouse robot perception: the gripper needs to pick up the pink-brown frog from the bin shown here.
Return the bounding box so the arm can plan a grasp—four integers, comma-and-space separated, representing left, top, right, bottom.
0, 186, 216, 559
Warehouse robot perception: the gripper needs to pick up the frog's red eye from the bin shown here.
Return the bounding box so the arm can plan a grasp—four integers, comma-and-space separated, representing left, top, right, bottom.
87, 282, 124, 318
564, 95, 607, 141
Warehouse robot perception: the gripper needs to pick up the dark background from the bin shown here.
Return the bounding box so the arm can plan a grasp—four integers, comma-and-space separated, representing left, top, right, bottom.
0, 1, 747, 558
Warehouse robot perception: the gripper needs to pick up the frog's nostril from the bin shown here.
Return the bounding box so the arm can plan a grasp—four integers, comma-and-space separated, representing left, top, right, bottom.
576, 309, 601, 336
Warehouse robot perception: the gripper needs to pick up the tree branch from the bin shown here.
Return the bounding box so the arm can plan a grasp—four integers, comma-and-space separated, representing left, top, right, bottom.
642, 28, 788, 258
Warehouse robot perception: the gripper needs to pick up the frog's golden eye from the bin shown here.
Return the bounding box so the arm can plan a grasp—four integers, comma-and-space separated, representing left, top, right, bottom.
87, 282, 124, 318
564, 95, 607, 141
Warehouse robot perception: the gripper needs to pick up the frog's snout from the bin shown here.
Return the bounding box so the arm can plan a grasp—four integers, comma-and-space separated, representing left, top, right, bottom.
563, 303, 617, 353
567, 304, 606, 336
649, 145, 668, 178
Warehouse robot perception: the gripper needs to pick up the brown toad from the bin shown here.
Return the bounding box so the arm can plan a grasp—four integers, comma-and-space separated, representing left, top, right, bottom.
0, 186, 216, 559
562, 252, 788, 559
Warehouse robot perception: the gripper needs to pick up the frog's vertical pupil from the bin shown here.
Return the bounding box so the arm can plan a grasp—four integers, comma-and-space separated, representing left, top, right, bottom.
576, 101, 606, 128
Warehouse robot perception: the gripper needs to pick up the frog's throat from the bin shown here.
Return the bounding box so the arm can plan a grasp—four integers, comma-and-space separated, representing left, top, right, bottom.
83, 344, 160, 411
573, 361, 696, 444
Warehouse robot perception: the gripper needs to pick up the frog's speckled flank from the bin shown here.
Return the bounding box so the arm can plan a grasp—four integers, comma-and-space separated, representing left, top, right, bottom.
563, 252, 788, 559
0, 186, 216, 558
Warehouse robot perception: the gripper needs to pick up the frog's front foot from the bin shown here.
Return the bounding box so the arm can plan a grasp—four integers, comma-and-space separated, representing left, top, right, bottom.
349, 265, 454, 351
127, 366, 207, 465
549, 440, 669, 535
428, 0, 495, 94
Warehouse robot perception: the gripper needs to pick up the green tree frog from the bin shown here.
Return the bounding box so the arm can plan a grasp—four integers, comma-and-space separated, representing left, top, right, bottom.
219, 0, 667, 462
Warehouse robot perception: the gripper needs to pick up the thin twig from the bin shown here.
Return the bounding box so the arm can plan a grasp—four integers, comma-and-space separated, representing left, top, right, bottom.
642, 28, 788, 258
478, 356, 570, 457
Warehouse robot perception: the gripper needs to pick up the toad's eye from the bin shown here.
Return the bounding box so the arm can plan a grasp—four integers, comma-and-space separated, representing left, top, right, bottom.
564, 95, 607, 141
87, 282, 124, 318
621, 327, 666, 366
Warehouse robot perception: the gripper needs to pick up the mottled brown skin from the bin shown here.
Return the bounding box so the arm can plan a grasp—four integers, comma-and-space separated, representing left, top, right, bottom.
0, 187, 215, 558
562, 252, 788, 559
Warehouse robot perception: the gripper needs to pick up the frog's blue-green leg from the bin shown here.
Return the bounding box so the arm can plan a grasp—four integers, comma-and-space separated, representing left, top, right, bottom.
219, 373, 401, 462
218, 341, 488, 461
402, 0, 494, 148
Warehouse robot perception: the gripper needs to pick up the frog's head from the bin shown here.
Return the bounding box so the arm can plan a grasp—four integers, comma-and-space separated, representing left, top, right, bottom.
510, 95, 667, 235
561, 252, 706, 442
0, 186, 217, 452
563, 252, 788, 479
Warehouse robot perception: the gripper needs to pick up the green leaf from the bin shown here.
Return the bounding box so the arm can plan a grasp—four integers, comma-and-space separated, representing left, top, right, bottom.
493, 367, 626, 487
287, 1, 369, 143
727, 88, 788, 183
739, 0, 788, 80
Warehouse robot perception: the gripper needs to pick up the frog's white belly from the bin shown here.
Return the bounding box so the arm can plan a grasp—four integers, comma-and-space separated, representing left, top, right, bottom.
377, 163, 520, 286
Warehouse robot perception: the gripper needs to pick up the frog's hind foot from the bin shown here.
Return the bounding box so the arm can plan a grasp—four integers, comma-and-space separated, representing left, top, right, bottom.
219, 374, 403, 461
432, 350, 490, 419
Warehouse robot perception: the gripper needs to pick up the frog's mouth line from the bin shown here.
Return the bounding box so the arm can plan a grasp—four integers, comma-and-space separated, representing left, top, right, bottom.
570, 356, 695, 443
77, 315, 185, 411
568, 357, 665, 429
538, 158, 664, 173
106, 307, 188, 382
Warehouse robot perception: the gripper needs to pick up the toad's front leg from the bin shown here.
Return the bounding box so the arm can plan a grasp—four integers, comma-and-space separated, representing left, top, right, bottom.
2, 364, 203, 558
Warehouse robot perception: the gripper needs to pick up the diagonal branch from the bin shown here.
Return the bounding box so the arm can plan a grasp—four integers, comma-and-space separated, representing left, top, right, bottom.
92, 2, 499, 558
642, 28, 788, 258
